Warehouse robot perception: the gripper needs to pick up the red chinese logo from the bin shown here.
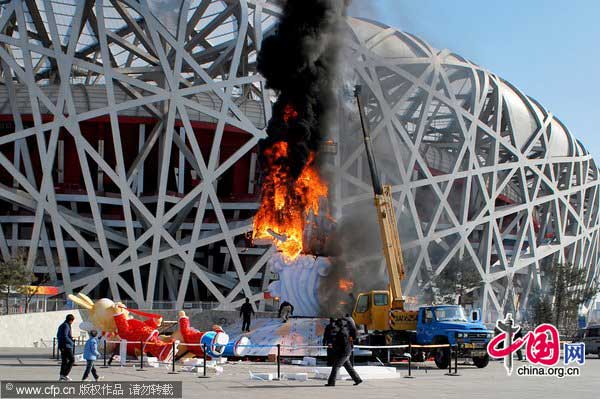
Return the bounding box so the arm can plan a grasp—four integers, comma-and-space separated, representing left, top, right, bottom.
488, 323, 560, 366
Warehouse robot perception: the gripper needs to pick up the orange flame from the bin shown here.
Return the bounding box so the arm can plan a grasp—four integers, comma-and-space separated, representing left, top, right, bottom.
252, 141, 328, 261
283, 104, 299, 124
338, 279, 354, 292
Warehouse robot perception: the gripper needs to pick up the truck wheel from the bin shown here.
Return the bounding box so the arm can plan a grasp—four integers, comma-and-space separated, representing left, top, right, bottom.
434, 349, 450, 369
597, 348, 600, 359
473, 355, 489, 368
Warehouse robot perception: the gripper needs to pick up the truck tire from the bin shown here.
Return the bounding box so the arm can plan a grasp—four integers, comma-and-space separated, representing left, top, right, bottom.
472, 355, 489, 368
434, 349, 450, 369
597, 348, 600, 359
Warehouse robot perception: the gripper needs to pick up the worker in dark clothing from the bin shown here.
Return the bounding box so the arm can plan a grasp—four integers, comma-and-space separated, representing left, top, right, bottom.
57, 314, 76, 381
326, 319, 362, 387
494, 326, 503, 349
240, 298, 254, 332
323, 318, 336, 366
344, 313, 357, 340
514, 327, 524, 361
278, 301, 294, 323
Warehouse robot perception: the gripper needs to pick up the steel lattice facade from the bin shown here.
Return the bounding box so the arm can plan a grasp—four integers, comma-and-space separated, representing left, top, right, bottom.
330, 18, 600, 322
0, 0, 280, 310
0, 1, 598, 320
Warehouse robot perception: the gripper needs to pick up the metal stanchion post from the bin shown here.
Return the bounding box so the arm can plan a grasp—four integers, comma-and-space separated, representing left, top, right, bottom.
445, 346, 451, 375
454, 345, 459, 375
52, 338, 56, 359
102, 340, 107, 368
387, 348, 390, 364
404, 341, 414, 379
276, 344, 281, 380
137, 342, 145, 371
169, 341, 177, 374
445, 345, 459, 377
204, 344, 207, 377
199, 343, 209, 378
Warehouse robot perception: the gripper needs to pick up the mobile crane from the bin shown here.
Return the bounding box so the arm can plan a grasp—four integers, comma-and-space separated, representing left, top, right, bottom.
351, 86, 493, 368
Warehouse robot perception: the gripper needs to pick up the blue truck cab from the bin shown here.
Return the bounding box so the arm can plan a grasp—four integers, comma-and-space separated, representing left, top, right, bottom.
416, 305, 494, 368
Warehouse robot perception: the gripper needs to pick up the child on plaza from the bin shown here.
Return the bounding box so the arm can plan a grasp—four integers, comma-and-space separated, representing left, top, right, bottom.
82, 330, 103, 381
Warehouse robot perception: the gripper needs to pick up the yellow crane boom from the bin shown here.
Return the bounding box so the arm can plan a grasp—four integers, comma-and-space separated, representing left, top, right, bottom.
354, 85, 406, 311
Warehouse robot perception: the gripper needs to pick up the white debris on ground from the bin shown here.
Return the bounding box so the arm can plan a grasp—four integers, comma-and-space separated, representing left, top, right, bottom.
313, 366, 400, 380
181, 358, 224, 374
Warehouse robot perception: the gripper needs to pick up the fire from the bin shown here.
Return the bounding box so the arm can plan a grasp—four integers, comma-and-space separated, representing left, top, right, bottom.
252, 140, 328, 260
283, 104, 299, 124
338, 279, 354, 292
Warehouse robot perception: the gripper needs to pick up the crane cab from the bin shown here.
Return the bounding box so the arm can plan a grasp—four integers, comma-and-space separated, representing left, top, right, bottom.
352, 290, 418, 332
352, 290, 391, 331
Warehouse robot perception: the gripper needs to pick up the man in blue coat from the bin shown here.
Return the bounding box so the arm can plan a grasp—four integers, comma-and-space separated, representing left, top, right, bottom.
57, 314, 75, 381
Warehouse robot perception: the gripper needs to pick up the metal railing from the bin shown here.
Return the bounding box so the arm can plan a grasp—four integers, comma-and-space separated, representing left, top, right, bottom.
0, 297, 222, 315
0, 297, 70, 315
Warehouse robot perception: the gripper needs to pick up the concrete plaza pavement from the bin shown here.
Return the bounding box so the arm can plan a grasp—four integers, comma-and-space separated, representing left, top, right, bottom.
0, 348, 597, 399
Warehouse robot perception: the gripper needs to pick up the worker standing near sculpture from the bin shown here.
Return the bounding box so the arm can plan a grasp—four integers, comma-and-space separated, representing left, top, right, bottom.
239, 298, 254, 332
326, 319, 362, 387
323, 318, 336, 366
278, 300, 294, 323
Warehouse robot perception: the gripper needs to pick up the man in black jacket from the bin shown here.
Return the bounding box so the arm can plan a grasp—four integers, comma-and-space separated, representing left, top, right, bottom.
326, 319, 362, 387
344, 313, 357, 340
322, 318, 336, 366
240, 298, 254, 332
57, 314, 75, 381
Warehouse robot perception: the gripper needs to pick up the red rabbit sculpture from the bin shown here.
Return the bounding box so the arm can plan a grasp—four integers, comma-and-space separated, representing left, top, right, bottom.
174, 310, 229, 358
112, 303, 177, 362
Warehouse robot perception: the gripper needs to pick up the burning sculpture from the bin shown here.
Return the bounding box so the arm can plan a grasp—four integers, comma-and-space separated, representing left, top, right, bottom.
253, 142, 328, 259
267, 254, 332, 316
252, 0, 344, 260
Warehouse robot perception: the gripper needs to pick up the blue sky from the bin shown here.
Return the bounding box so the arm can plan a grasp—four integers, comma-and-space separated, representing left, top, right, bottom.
348, 0, 600, 160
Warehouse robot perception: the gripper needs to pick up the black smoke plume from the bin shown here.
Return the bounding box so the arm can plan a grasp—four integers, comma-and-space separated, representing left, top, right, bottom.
257, 0, 345, 177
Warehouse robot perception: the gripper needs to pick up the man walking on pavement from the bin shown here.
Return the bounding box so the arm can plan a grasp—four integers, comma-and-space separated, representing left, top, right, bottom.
278, 300, 294, 323
326, 319, 362, 387
57, 314, 76, 381
323, 318, 336, 366
240, 298, 254, 332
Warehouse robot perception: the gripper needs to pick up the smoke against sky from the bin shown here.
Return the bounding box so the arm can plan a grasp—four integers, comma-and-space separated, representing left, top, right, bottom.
347, 0, 383, 21
252, 1, 346, 259
344, 0, 600, 161
257, 0, 345, 177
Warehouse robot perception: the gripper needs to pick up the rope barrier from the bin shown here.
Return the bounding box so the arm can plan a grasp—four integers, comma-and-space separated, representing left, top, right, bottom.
98, 338, 464, 380
103, 340, 451, 350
